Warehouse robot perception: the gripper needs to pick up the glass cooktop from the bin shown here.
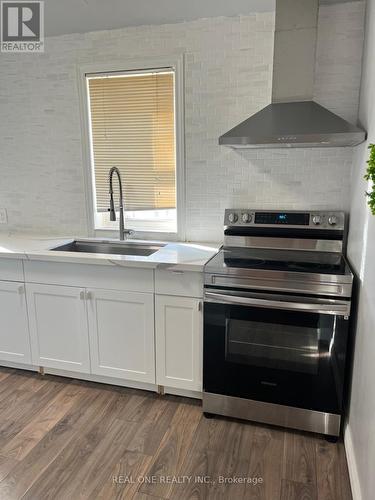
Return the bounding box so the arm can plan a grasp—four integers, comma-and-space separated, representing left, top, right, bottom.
206, 248, 348, 276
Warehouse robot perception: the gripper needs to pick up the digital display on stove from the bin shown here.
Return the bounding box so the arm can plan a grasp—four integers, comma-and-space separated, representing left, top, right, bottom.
254, 212, 310, 225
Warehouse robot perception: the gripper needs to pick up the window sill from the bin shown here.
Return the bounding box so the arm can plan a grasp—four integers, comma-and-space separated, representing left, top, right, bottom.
93, 228, 181, 242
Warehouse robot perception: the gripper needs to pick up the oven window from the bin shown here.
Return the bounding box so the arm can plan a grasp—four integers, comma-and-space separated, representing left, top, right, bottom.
226, 314, 332, 374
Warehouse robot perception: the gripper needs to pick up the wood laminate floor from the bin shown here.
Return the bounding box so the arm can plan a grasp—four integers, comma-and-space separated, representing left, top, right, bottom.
0, 367, 352, 500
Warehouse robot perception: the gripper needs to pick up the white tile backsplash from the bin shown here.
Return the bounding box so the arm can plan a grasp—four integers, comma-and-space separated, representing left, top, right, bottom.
314, 0, 366, 124
0, 3, 365, 241
187, 147, 353, 241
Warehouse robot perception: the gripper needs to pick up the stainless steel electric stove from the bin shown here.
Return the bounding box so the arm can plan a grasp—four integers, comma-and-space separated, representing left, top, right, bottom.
203, 209, 353, 438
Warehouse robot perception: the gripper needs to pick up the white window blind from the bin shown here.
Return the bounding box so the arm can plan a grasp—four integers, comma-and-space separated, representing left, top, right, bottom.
87, 70, 176, 213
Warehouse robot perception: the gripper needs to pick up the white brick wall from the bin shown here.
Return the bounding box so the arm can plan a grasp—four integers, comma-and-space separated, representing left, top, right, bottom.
0, 6, 364, 241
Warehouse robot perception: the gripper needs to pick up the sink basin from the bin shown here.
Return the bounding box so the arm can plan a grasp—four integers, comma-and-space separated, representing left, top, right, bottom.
50, 240, 165, 257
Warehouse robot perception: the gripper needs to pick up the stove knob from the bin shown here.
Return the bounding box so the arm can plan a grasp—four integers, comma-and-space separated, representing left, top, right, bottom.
328, 215, 337, 226
312, 215, 321, 225
241, 213, 252, 223
228, 212, 238, 224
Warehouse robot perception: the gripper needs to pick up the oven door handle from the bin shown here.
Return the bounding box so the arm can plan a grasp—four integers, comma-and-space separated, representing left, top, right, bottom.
204, 291, 351, 316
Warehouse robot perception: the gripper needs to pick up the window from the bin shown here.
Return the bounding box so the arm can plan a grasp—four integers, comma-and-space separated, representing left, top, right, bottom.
84, 63, 182, 236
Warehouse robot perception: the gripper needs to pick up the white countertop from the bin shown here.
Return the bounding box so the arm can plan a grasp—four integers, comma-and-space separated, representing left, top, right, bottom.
0, 234, 220, 272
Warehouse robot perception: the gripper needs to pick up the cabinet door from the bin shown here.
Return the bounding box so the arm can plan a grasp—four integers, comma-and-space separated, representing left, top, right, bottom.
26, 284, 90, 373
0, 282, 31, 364
87, 289, 155, 383
156, 295, 202, 391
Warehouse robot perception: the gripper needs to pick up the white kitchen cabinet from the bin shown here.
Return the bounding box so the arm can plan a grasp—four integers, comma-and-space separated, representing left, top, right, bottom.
155, 269, 203, 298
0, 259, 24, 282
24, 261, 153, 293
87, 289, 155, 383
156, 295, 202, 391
26, 284, 91, 373
0, 281, 31, 365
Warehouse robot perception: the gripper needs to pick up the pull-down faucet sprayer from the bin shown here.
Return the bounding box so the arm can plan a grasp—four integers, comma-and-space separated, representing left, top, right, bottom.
108, 167, 133, 241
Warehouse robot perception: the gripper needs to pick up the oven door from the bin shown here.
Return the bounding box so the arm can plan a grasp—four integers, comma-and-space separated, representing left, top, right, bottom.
203, 289, 351, 414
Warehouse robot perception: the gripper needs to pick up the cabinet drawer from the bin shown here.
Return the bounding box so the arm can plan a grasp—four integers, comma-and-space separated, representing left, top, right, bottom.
155, 269, 203, 298
0, 259, 24, 282
23, 261, 153, 293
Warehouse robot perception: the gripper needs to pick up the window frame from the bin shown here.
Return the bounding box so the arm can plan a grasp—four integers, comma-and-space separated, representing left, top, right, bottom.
78, 55, 185, 241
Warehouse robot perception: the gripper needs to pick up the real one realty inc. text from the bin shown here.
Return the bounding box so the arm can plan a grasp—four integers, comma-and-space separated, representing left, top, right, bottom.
112, 475, 264, 486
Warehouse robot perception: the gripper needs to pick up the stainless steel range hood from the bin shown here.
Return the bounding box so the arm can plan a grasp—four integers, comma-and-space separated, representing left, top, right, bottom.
219, 101, 366, 148
219, 0, 366, 149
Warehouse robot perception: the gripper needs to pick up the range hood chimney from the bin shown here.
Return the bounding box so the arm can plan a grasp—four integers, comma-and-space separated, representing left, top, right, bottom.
219, 0, 366, 149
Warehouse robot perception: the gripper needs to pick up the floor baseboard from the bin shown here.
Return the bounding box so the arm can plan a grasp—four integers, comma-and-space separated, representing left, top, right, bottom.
344, 424, 362, 500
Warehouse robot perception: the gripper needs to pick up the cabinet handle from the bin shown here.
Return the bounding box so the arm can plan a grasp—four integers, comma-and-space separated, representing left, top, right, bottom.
86, 291, 92, 300
198, 301, 202, 311
172, 270, 184, 275
79, 291, 85, 300
18, 285, 25, 294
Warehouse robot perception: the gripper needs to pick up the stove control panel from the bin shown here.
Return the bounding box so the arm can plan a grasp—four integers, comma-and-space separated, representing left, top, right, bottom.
224, 210, 345, 230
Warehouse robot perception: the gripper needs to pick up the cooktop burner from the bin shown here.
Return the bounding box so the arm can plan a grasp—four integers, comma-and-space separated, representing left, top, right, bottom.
207, 248, 348, 276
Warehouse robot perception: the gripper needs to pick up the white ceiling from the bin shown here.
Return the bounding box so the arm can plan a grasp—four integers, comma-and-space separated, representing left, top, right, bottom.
43, 0, 275, 37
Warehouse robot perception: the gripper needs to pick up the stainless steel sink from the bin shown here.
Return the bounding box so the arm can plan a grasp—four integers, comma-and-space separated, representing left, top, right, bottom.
50, 240, 165, 257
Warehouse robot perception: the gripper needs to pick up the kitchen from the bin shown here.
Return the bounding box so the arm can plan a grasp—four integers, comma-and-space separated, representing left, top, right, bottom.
0, 0, 373, 499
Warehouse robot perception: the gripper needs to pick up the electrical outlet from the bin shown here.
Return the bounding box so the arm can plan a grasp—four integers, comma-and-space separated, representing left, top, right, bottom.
0, 208, 8, 224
